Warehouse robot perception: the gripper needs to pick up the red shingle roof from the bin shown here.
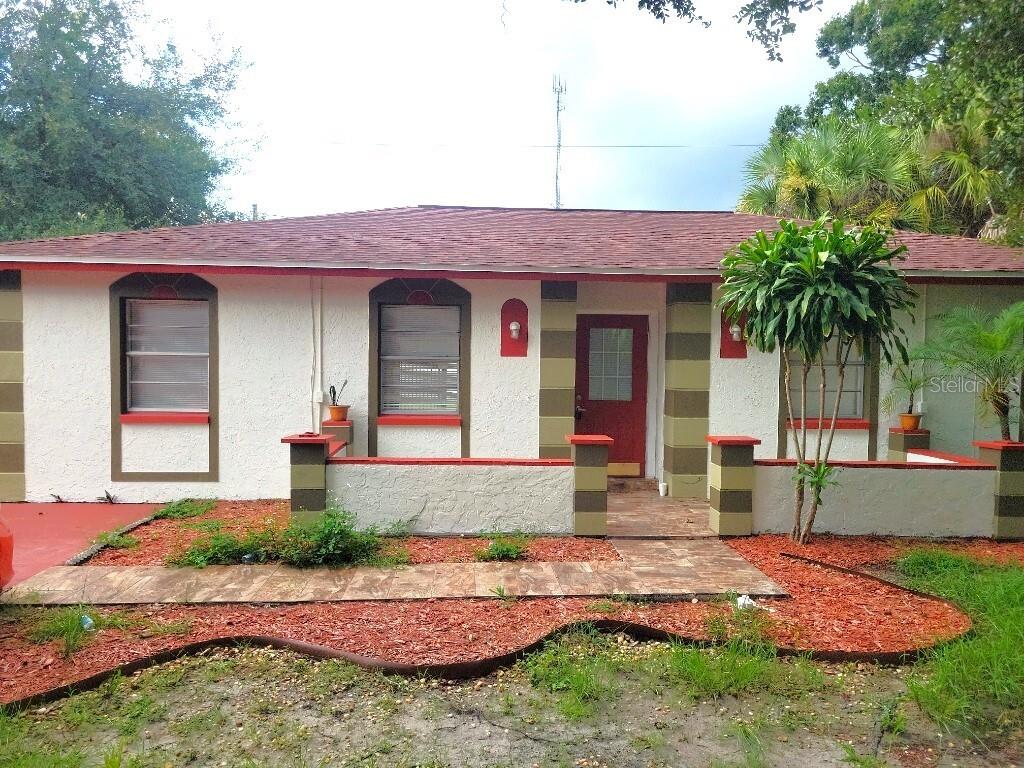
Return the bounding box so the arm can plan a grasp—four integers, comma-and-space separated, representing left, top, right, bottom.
0, 205, 1020, 276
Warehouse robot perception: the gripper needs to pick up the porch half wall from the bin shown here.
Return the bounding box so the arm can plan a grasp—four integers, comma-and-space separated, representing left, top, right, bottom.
327, 460, 575, 534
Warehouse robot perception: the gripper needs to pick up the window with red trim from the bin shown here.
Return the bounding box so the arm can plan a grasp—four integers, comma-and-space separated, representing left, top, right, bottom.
787, 341, 866, 418
379, 304, 461, 415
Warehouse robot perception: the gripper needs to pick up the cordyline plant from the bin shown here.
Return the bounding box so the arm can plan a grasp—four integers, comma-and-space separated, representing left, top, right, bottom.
718, 218, 916, 543
916, 303, 1024, 441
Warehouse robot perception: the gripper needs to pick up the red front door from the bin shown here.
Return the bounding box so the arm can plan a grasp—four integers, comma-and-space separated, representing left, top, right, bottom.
575, 314, 648, 476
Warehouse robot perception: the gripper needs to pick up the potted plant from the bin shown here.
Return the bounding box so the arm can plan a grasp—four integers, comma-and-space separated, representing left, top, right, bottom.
881, 355, 930, 430
327, 381, 349, 421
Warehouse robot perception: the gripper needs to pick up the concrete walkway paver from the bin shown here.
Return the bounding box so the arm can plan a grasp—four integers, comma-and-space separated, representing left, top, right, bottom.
0, 537, 784, 605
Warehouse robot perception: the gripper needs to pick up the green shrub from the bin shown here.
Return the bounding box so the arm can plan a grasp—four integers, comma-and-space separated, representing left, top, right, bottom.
897, 549, 1024, 736
95, 531, 139, 549
167, 526, 278, 568
153, 498, 217, 520
474, 535, 528, 562
276, 509, 382, 567
166, 508, 388, 569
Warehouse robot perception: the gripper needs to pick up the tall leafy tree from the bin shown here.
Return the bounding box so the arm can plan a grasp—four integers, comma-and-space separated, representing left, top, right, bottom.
719, 218, 915, 543
0, 0, 242, 240
572, 1, 823, 60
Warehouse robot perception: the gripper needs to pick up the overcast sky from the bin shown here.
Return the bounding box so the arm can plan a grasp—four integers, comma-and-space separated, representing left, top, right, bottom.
149, 0, 855, 218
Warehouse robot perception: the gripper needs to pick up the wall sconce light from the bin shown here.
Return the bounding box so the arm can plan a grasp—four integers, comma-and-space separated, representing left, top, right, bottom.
500, 298, 528, 357
729, 323, 742, 342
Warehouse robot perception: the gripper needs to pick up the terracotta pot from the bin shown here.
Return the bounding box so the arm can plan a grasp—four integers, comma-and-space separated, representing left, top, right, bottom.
899, 412, 922, 430
328, 405, 349, 422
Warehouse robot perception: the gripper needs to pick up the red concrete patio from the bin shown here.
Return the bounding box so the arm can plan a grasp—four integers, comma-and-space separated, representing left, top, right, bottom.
0, 502, 157, 585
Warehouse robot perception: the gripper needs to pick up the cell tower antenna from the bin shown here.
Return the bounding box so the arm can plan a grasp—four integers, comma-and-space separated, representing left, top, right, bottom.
552, 75, 566, 209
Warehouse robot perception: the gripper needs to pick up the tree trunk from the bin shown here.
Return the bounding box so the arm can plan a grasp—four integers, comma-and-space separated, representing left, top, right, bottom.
995, 390, 1012, 441
781, 350, 807, 541
800, 342, 852, 544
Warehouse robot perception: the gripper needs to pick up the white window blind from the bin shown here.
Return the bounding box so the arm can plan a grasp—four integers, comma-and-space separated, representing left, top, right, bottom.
126, 299, 210, 411
380, 305, 460, 414
787, 341, 865, 419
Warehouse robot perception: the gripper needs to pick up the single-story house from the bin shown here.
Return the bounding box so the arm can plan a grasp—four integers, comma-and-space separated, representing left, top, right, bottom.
0, 205, 1021, 533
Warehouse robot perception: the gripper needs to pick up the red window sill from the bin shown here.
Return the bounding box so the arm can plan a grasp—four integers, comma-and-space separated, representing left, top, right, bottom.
377, 415, 462, 427
786, 418, 870, 431
120, 412, 210, 425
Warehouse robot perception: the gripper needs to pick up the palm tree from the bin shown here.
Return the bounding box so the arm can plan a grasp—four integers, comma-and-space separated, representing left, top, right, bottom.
739, 119, 923, 228
917, 304, 1024, 441
740, 109, 1006, 238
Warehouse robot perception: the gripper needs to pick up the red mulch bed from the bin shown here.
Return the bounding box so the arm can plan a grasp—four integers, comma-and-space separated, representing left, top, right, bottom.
745, 533, 1024, 570
86, 500, 620, 566
399, 536, 620, 564
87, 500, 289, 566
726, 536, 970, 654
1, 535, 983, 705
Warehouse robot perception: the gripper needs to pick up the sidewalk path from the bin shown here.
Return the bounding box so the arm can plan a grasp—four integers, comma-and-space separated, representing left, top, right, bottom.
1, 538, 785, 605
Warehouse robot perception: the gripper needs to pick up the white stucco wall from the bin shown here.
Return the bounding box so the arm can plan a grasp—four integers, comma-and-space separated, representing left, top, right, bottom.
752, 463, 995, 537
121, 424, 209, 473
577, 281, 666, 478
21, 271, 543, 502
463, 279, 541, 458
328, 462, 574, 533
377, 426, 462, 458
709, 296, 779, 460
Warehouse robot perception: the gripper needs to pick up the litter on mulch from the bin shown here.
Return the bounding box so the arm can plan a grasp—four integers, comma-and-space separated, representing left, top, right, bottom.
85, 500, 620, 566
1, 535, 977, 705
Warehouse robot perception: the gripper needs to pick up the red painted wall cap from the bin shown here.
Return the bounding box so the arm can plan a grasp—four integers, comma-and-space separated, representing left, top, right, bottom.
281, 433, 330, 444
566, 434, 614, 446
973, 440, 1024, 451
706, 435, 761, 446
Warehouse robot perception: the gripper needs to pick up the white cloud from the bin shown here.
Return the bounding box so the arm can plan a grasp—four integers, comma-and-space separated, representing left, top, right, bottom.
142, 0, 854, 216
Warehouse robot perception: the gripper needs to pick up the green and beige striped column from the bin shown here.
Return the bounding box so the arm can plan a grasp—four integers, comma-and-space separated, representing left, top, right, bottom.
707, 435, 760, 536
539, 281, 577, 460
282, 434, 330, 523
887, 428, 930, 462
664, 283, 712, 498
0, 271, 24, 502
569, 434, 612, 536
974, 440, 1024, 540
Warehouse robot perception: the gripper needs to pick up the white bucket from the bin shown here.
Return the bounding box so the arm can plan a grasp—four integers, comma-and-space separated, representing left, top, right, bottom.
658, 482, 668, 497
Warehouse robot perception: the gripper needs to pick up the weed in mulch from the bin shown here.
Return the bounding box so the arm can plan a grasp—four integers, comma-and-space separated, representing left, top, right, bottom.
474, 535, 528, 562
27, 606, 136, 658
153, 498, 218, 520
94, 531, 139, 550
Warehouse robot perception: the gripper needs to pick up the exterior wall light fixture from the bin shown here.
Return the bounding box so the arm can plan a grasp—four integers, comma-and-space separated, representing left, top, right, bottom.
729, 323, 742, 342
509, 320, 521, 340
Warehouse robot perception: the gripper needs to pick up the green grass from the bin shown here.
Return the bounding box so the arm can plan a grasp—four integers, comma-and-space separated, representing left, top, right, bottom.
27, 606, 136, 658
167, 507, 396, 569
521, 626, 621, 719
896, 549, 1024, 737
94, 531, 139, 550
152, 498, 217, 520
474, 535, 528, 562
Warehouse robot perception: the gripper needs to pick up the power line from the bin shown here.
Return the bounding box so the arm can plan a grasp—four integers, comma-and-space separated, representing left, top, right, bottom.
323, 141, 761, 149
